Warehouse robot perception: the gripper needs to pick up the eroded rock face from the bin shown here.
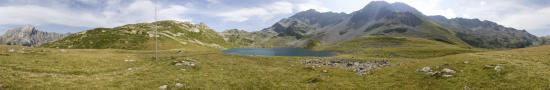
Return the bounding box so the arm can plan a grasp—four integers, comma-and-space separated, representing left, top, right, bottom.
0, 25, 68, 46
301, 58, 390, 75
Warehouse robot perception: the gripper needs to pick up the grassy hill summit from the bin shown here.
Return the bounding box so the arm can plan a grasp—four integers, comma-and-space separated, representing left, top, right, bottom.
41, 20, 229, 50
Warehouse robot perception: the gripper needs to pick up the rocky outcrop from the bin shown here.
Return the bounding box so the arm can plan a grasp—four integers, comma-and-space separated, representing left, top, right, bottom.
0, 25, 67, 46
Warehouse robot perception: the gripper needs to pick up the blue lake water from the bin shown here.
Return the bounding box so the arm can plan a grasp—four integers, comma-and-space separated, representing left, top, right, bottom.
223, 48, 335, 57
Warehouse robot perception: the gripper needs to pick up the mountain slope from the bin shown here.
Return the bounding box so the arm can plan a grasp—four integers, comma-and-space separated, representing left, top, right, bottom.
41, 20, 228, 50
0, 25, 67, 46
248, 1, 537, 49
429, 16, 539, 48
256, 1, 470, 48
540, 36, 550, 45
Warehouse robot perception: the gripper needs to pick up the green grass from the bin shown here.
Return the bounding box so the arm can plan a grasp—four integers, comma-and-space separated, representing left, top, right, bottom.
321, 36, 482, 58
1, 44, 550, 89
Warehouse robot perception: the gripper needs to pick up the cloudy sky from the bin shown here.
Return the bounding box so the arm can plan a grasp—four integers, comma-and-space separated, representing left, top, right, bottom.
0, 0, 549, 36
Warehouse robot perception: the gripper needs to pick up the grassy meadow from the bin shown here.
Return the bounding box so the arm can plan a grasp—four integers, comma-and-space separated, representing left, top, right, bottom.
1, 44, 550, 89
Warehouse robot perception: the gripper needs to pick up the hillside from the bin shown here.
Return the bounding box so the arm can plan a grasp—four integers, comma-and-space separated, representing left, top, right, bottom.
429, 16, 539, 48
0, 25, 67, 46
41, 20, 228, 50
220, 29, 257, 47
540, 36, 550, 45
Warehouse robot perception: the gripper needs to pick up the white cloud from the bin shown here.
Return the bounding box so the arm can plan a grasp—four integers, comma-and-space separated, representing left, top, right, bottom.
217, 1, 293, 22
206, 0, 221, 4
295, 0, 330, 12
217, 0, 329, 22
0, 0, 190, 28
479, 1, 486, 6
0, 5, 101, 27
500, 7, 550, 31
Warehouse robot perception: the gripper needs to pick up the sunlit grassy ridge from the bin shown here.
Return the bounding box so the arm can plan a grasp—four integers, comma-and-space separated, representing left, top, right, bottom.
41, 20, 228, 50
1, 44, 549, 89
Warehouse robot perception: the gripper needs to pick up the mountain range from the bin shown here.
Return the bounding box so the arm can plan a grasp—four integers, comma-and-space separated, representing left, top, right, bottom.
0, 25, 67, 46
228, 1, 538, 49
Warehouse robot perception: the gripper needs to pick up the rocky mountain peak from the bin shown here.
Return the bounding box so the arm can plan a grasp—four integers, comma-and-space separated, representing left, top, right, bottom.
0, 25, 67, 46
357, 1, 421, 14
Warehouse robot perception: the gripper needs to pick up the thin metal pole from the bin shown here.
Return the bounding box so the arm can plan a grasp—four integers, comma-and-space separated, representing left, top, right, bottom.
154, 0, 159, 60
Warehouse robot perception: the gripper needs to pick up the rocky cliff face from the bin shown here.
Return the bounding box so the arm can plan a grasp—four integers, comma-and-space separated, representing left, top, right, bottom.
252, 1, 538, 49
0, 25, 67, 46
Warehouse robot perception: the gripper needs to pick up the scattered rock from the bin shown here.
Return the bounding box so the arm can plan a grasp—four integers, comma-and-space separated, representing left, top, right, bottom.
494, 66, 503, 72
175, 83, 184, 88
127, 68, 133, 71
159, 85, 168, 90
322, 70, 328, 73
301, 58, 389, 75
418, 66, 456, 78
484, 64, 504, 72
60, 49, 66, 53
463, 61, 470, 64
172, 58, 198, 68
464, 85, 470, 90
173, 61, 195, 67
441, 74, 453, 77
419, 66, 432, 73
124, 59, 135, 62
8, 49, 15, 53
441, 68, 456, 74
